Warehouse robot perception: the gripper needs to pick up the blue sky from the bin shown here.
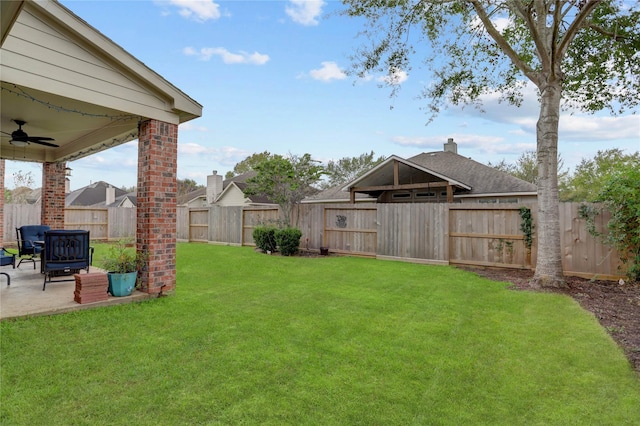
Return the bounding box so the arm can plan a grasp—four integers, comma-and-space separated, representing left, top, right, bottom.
5, 0, 639, 191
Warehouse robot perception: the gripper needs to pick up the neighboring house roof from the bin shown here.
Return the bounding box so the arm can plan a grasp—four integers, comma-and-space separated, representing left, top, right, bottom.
228, 182, 274, 205
308, 150, 537, 203
66, 181, 135, 207
109, 194, 136, 208
344, 154, 472, 192
177, 187, 206, 206
178, 171, 277, 206
225, 171, 257, 184
407, 151, 537, 196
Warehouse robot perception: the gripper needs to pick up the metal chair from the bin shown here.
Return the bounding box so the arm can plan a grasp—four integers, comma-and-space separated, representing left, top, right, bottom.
1, 247, 16, 286
16, 225, 50, 269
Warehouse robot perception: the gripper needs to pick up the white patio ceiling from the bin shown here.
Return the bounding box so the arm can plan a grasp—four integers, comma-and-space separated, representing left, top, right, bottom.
1, 0, 201, 164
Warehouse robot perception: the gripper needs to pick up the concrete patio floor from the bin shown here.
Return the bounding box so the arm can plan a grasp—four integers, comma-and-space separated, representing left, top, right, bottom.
1, 263, 153, 320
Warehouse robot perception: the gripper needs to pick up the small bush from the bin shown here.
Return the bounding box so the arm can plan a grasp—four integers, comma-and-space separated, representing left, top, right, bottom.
275, 227, 303, 256
253, 226, 278, 253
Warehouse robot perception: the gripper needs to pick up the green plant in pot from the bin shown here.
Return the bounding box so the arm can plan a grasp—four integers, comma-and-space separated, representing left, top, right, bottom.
102, 239, 146, 297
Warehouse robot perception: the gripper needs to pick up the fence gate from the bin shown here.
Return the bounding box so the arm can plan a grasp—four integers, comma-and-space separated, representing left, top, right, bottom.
448, 204, 532, 269
323, 207, 377, 256
188, 208, 209, 242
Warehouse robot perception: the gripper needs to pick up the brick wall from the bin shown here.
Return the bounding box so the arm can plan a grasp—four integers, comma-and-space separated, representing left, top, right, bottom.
41, 162, 66, 229
137, 119, 178, 294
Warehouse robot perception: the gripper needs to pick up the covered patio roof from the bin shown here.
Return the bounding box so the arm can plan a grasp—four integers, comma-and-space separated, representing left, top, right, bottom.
1, 0, 202, 296
1, 0, 202, 164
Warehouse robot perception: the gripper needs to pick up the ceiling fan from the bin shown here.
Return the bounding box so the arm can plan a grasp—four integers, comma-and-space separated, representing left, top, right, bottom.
1, 119, 59, 147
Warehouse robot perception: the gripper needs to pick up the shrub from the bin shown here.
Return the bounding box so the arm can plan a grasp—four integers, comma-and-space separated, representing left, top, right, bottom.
579, 163, 640, 282
275, 227, 303, 256
253, 225, 278, 253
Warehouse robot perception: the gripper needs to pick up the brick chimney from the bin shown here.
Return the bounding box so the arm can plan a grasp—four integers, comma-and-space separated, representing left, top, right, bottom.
444, 137, 457, 154
206, 170, 223, 204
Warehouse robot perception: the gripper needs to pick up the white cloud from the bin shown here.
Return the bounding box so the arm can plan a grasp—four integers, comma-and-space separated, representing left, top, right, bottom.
183, 47, 270, 64
455, 82, 640, 142
309, 61, 346, 82
179, 143, 209, 155
559, 115, 640, 141
377, 68, 409, 86
285, 0, 325, 26
164, 0, 221, 22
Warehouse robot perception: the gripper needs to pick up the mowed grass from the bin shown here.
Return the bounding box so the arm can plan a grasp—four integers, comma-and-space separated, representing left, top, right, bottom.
1, 243, 639, 425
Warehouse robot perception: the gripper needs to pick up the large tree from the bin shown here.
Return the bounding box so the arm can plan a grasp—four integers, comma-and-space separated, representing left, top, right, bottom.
322, 151, 386, 189
562, 148, 640, 202
177, 178, 203, 197
342, 0, 639, 287
488, 150, 570, 192
225, 151, 272, 179
5, 170, 35, 204
244, 153, 324, 226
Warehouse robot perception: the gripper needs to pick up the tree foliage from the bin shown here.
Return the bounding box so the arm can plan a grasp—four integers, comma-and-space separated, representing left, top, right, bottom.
342, 0, 639, 287
225, 151, 272, 179
322, 151, 386, 189
244, 153, 324, 226
177, 178, 203, 197
562, 148, 640, 202
488, 150, 570, 191
5, 170, 36, 203
580, 163, 640, 282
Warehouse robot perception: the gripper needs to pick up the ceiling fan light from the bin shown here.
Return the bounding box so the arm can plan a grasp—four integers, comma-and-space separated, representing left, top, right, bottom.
10, 140, 29, 147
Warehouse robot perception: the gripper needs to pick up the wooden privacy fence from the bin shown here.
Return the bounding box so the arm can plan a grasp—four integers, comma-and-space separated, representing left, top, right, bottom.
3, 205, 136, 241
3, 202, 625, 279
448, 204, 534, 269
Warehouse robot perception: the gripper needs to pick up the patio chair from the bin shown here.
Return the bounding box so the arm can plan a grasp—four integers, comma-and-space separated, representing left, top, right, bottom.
42, 230, 91, 291
1, 247, 16, 286
16, 225, 51, 269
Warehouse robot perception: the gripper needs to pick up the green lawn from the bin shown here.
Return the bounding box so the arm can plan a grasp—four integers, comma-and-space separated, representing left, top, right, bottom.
2, 243, 639, 425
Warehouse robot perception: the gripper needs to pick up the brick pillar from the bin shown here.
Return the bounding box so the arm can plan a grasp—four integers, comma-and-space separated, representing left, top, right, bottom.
137, 119, 178, 295
0, 159, 4, 246
41, 162, 66, 229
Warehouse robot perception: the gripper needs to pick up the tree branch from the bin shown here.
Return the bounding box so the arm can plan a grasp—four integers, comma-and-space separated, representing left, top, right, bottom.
587, 23, 629, 41
556, 0, 601, 59
469, 0, 537, 82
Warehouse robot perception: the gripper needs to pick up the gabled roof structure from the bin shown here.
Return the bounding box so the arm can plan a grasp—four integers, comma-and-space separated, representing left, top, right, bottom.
177, 171, 276, 206
1, 0, 202, 163
319, 140, 537, 204
65, 180, 135, 207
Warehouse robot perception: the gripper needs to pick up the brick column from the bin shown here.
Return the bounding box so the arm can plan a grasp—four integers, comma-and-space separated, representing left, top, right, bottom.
41, 162, 66, 229
137, 119, 178, 294
0, 159, 4, 246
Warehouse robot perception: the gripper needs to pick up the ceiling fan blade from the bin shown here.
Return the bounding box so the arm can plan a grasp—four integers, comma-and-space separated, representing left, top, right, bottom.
26, 136, 55, 141
31, 140, 60, 148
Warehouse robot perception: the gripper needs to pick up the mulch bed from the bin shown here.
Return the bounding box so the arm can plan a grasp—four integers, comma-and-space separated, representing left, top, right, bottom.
460, 266, 640, 374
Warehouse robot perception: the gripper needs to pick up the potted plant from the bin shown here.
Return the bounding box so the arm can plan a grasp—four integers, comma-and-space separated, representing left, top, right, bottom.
102, 239, 146, 297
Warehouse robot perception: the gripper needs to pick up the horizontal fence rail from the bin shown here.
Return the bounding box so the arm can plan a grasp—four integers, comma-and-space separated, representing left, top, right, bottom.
3, 202, 624, 280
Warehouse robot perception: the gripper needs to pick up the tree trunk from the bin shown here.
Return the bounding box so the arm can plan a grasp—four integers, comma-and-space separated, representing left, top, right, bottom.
533, 80, 566, 288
